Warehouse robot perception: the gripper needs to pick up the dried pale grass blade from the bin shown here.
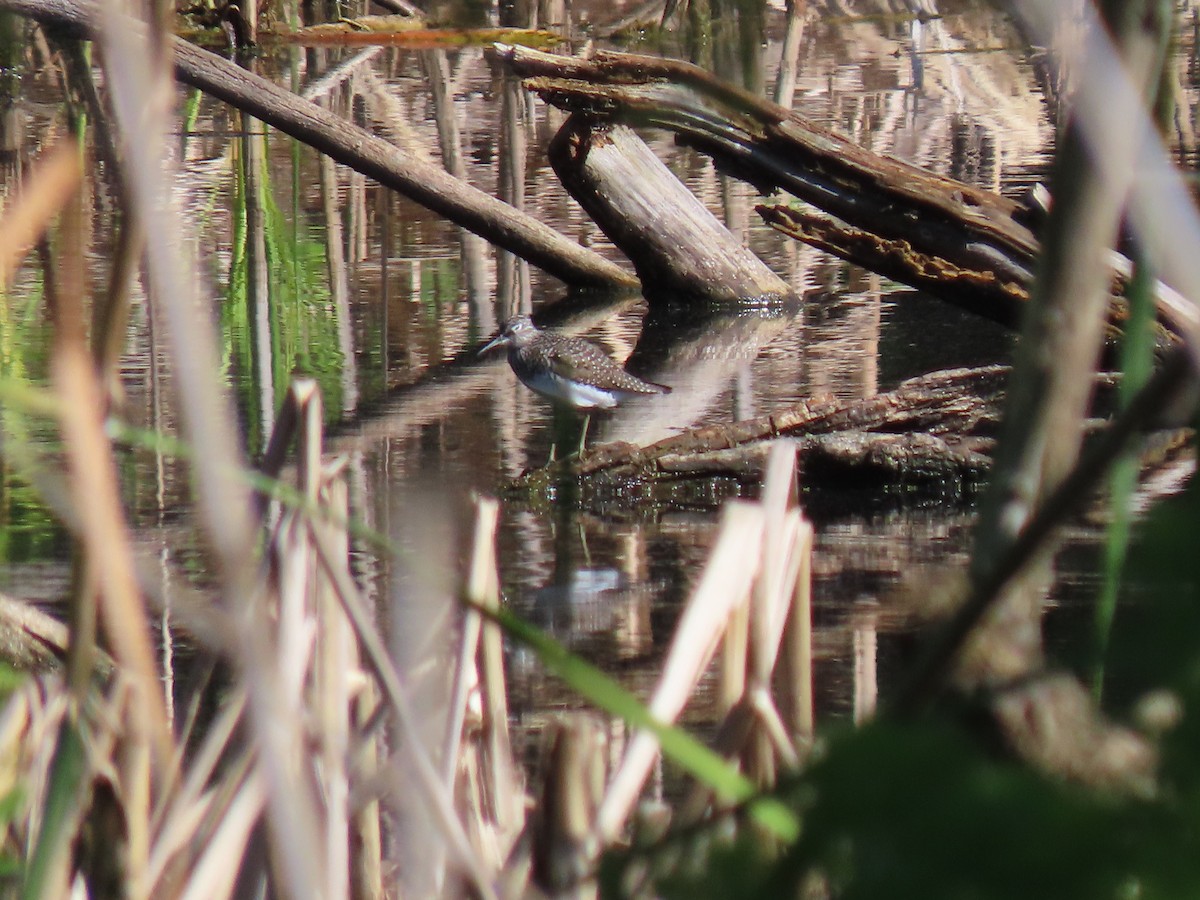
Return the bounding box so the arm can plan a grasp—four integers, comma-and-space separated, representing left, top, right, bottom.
747, 687, 800, 770
178, 769, 267, 900
442, 579, 483, 790
48, 180, 174, 784
0, 142, 82, 286
0, 677, 70, 860
594, 501, 766, 844
243, 622, 328, 900
147, 689, 247, 887
752, 443, 798, 685
718, 602, 748, 718
307, 520, 498, 900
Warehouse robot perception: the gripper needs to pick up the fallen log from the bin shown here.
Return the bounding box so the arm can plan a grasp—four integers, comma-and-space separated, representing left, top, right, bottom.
1, 0, 638, 291
505, 366, 1010, 503
503, 363, 1190, 516
492, 44, 1196, 346
578, 365, 1011, 480
494, 44, 1036, 293
549, 115, 794, 304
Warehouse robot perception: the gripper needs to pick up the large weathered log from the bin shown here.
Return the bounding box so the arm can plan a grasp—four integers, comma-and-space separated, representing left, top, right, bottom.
494, 44, 1037, 291
549, 116, 794, 304
492, 44, 1198, 344
1, 0, 638, 290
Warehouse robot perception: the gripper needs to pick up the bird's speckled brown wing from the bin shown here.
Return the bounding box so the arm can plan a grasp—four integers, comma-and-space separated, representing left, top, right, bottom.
545, 337, 667, 394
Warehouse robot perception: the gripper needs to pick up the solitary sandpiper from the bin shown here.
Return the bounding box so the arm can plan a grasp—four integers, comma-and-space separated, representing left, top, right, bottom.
479, 314, 670, 449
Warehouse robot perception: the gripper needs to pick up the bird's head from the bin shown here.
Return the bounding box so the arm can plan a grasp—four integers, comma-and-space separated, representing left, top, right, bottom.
479, 314, 537, 355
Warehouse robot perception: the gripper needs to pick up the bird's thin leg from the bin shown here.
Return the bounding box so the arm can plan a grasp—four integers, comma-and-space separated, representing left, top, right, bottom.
577, 414, 592, 456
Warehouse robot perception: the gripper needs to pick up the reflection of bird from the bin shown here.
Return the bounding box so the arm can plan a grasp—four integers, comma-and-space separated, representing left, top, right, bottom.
480, 314, 670, 450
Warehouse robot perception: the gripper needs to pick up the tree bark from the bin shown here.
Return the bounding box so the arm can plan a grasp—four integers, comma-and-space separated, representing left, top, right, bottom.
550, 115, 795, 304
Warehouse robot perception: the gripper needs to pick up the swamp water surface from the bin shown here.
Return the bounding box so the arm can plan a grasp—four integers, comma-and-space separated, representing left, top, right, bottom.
0, 0, 1180, 753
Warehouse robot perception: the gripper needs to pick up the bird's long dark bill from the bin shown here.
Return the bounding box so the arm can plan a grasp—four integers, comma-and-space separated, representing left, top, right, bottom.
479, 335, 508, 356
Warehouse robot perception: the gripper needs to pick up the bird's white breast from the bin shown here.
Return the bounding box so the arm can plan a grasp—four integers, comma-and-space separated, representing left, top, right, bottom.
519, 369, 619, 409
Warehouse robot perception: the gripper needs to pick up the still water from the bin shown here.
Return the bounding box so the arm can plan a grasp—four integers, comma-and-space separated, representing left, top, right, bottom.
1, 0, 1169, 730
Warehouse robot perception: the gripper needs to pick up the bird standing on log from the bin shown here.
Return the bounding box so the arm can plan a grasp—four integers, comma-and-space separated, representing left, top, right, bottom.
479, 314, 670, 452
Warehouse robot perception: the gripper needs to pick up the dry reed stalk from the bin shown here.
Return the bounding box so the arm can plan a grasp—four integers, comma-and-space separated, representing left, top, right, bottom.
308, 420, 356, 900
145, 689, 248, 890
309, 505, 497, 898
0, 142, 80, 286
718, 603, 749, 720
530, 715, 607, 898
593, 500, 766, 844
97, 0, 259, 625
440, 506, 491, 884
46, 170, 175, 785
743, 445, 806, 784
0, 678, 70, 868
443, 504, 491, 792
115, 680, 153, 899
477, 512, 524, 843
176, 768, 267, 900
751, 442, 800, 685
778, 520, 815, 744
457, 497, 525, 871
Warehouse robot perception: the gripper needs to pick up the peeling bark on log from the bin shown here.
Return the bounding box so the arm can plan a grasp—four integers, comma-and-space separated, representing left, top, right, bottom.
758, 205, 1032, 330
549, 115, 795, 303
652, 432, 994, 486
493, 44, 1196, 346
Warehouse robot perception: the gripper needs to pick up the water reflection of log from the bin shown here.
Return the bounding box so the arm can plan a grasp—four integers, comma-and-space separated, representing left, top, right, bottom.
325, 292, 642, 451
600, 302, 802, 446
